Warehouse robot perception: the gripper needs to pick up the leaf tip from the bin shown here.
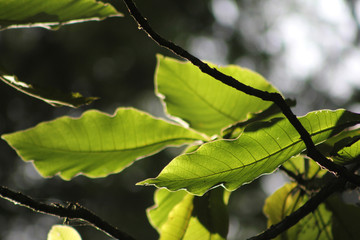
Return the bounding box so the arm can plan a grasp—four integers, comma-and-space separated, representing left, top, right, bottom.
136, 179, 152, 186
155, 53, 165, 60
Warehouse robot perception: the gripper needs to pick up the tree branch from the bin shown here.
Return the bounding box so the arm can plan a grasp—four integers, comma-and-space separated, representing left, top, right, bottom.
0, 186, 135, 240
247, 177, 346, 240
121, 0, 360, 186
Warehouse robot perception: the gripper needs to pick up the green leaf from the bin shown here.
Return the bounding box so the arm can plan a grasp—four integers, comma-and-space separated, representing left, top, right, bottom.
155, 55, 280, 136
263, 183, 332, 240
0, 0, 122, 30
332, 138, 360, 165
282, 155, 328, 180
0, 74, 98, 108
148, 188, 228, 240
222, 98, 296, 139
316, 128, 360, 165
139, 109, 360, 195
264, 183, 299, 227
47, 225, 82, 240
183, 188, 229, 240
317, 129, 360, 158
326, 197, 360, 240
151, 189, 195, 240
148, 189, 189, 232
2, 108, 206, 180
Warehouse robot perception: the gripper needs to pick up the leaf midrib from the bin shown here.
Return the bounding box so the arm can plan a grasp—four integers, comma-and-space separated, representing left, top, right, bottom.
163, 65, 239, 122
158, 122, 353, 182
13, 137, 200, 154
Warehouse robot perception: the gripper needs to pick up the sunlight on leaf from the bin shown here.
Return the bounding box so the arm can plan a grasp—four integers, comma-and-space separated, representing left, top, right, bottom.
148, 189, 189, 231
316, 127, 360, 165
317, 128, 360, 162
282, 155, 327, 180
2, 108, 206, 180
155, 55, 280, 136
0, 0, 122, 30
157, 190, 194, 240
333, 138, 360, 165
47, 225, 81, 240
183, 188, 229, 240
148, 188, 228, 240
139, 109, 360, 195
264, 183, 332, 240
0, 74, 98, 108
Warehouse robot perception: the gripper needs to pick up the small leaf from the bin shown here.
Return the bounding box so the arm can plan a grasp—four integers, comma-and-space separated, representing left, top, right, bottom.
0, 0, 122, 30
0, 74, 98, 108
155, 55, 280, 136
333, 139, 360, 165
139, 109, 360, 195
264, 183, 299, 226
148, 189, 189, 232
2, 108, 206, 180
316, 128, 360, 165
282, 155, 327, 180
148, 188, 228, 240
156, 190, 195, 240
47, 225, 82, 240
264, 183, 332, 240
317, 129, 360, 158
183, 188, 229, 240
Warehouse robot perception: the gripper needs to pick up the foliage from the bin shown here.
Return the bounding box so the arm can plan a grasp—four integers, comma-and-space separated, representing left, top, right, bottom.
155, 55, 279, 136
2, 107, 206, 180
1, 1, 360, 240
140, 108, 360, 195
0, 74, 98, 107
0, 0, 121, 30
47, 225, 82, 240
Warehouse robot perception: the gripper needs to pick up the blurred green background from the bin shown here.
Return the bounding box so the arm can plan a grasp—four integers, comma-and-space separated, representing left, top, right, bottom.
1, 0, 360, 239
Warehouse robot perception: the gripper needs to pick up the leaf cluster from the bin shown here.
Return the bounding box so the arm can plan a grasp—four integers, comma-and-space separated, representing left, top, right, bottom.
1, 1, 360, 239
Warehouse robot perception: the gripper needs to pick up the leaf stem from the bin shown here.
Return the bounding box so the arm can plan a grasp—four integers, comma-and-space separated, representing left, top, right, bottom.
0, 186, 135, 240
121, 0, 360, 186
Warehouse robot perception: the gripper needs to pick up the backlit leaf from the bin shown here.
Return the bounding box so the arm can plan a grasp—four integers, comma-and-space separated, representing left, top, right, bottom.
333, 138, 360, 165
2, 108, 206, 180
182, 188, 229, 240
282, 155, 327, 180
263, 183, 332, 240
139, 110, 360, 195
317, 129, 360, 160
148, 188, 228, 240
47, 225, 81, 240
148, 189, 189, 232
155, 55, 279, 136
0, 74, 97, 108
0, 0, 122, 30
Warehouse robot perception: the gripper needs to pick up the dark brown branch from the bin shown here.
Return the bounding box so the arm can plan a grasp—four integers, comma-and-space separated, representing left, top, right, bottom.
279, 166, 307, 186
279, 165, 330, 192
247, 177, 346, 240
122, 0, 360, 187
0, 186, 135, 240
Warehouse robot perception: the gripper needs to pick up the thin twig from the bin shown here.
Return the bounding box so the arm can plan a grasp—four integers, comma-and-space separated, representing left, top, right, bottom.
247, 177, 346, 240
0, 186, 135, 240
121, 0, 360, 186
